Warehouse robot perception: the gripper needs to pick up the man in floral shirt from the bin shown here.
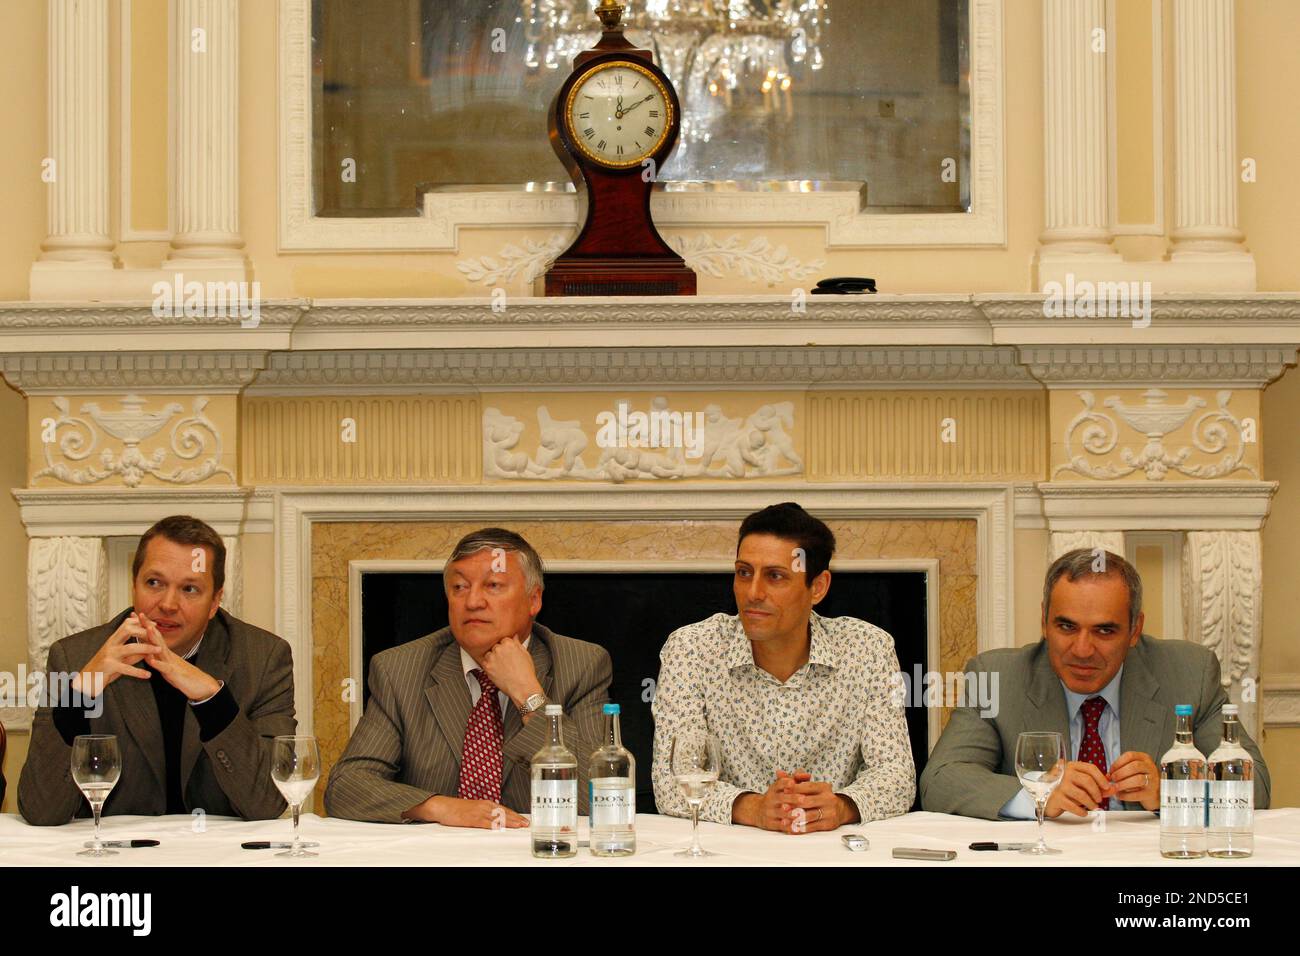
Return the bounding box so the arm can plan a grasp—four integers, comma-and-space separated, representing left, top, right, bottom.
652, 503, 915, 832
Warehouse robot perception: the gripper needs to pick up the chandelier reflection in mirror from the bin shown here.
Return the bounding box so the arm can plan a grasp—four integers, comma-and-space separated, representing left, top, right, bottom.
522, 0, 829, 156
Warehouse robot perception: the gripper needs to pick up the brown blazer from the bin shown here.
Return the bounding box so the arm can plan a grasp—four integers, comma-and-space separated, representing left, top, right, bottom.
325, 622, 612, 823
18, 607, 296, 825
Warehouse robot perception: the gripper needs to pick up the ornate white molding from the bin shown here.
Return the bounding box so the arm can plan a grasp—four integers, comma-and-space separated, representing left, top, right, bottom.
246, 345, 1035, 392
274, 484, 1016, 738
1038, 481, 1277, 532
457, 233, 825, 288
981, 293, 1300, 331
33, 0, 115, 269
34, 394, 234, 488
278, 0, 1005, 251
1261, 679, 1300, 728
166, 0, 244, 268
1017, 345, 1297, 388
15, 487, 269, 537
219, 535, 241, 617
485, 399, 802, 482
297, 295, 985, 330
1038, 0, 1115, 257
28, 536, 108, 672
1, 352, 268, 395
2, 295, 1298, 357
1048, 531, 1124, 562
1182, 530, 1261, 735
1171, 0, 1246, 257
1053, 389, 1259, 482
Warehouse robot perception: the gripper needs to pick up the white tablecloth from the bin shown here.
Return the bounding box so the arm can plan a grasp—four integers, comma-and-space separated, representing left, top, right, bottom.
3, 809, 1299, 867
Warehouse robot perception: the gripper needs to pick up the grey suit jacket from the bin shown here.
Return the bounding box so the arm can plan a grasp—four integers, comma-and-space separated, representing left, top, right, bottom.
325, 622, 612, 823
18, 607, 297, 825
919, 636, 1271, 820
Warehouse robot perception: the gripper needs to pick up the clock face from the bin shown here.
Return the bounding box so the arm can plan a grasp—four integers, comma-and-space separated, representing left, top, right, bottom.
564, 61, 673, 169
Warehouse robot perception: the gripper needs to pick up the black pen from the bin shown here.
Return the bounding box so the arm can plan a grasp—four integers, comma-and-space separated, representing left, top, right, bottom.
242, 841, 320, 849
83, 840, 159, 848
969, 841, 1035, 851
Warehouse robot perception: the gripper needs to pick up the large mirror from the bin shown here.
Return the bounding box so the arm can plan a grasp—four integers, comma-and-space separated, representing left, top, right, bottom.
312, 0, 971, 218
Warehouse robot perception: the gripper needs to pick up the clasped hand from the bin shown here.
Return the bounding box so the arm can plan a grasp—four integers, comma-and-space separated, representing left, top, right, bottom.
1044, 752, 1160, 816
72, 611, 221, 703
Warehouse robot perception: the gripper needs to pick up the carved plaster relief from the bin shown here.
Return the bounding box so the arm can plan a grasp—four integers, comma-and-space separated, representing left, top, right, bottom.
28, 536, 108, 671
1053, 389, 1258, 481
35, 394, 234, 487
457, 232, 824, 288
1182, 530, 1262, 734
484, 397, 803, 482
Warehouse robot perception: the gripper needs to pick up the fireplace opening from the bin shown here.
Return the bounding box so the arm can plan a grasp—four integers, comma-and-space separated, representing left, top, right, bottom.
360, 568, 930, 813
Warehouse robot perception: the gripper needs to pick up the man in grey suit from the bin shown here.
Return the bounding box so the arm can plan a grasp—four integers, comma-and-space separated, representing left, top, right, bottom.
19, 515, 296, 824
920, 548, 1270, 820
325, 529, 613, 827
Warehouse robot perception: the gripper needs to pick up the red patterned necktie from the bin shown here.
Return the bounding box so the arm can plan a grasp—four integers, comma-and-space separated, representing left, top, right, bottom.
458, 669, 504, 802
1079, 695, 1110, 810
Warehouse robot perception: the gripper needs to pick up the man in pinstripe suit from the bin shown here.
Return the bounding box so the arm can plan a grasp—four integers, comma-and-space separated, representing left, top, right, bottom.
325, 529, 612, 827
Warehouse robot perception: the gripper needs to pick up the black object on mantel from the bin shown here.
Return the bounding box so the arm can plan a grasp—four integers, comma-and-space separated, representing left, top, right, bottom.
811, 276, 878, 294
543, 0, 695, 297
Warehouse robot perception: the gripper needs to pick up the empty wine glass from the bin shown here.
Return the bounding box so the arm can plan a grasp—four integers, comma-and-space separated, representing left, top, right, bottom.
670, 734, 721, 858
72, 735, 121, 857
271, 735, 320, 858
1015, 731, 1066, 856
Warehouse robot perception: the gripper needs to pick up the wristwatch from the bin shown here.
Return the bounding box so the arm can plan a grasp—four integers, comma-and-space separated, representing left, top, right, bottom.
519, 692, 548, 716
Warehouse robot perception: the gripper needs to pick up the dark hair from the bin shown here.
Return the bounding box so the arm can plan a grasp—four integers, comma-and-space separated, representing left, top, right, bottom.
1042, 548, 1143, 633
736, 502, 835, 586
445, 528, 544, 592
132, 515, 226, 592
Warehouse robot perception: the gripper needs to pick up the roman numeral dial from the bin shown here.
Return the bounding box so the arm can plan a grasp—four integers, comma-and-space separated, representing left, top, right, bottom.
565, 61, 673, 169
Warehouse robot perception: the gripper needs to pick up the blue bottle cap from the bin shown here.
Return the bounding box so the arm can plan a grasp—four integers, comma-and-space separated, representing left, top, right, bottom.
1175, 704, 1193, 716
603, 703, 620, 715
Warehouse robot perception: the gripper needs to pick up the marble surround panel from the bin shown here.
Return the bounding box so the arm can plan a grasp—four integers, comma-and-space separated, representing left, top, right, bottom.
309, 518, 977, 805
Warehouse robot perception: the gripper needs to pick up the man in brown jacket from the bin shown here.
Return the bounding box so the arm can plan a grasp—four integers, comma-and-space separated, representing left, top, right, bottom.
19, 515, 295, 824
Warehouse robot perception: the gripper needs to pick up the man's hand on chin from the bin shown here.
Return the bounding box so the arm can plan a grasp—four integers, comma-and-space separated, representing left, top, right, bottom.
479, 634, 543, 719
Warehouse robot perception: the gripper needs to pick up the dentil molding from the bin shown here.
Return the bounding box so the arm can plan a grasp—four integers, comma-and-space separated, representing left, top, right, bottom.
246, 345, 1036, 391
2, 352, 268, 394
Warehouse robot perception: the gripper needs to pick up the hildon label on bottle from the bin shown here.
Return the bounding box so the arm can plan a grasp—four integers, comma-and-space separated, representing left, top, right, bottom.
589, 778, 636, 827
531, 780, 578, 828
1207, 780, 1253, 828
1160, 779, 1206, 827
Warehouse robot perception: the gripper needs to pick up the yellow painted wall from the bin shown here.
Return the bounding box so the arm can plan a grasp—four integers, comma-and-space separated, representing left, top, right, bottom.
0, 381, 29, 812
0, 0, 1297, 808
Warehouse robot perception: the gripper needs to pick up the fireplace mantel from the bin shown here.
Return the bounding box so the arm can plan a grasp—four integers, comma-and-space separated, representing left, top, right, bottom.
2, 294, 1298, 390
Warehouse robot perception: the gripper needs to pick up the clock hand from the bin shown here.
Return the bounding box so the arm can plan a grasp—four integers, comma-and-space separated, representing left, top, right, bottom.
620, 94, 655, 116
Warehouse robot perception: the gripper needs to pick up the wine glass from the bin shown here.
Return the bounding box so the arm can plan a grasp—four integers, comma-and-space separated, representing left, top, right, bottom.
72, 735, 121, 857
1015, 731, 1066, 856
271, 735, 320, 858
670, 734, 721, 858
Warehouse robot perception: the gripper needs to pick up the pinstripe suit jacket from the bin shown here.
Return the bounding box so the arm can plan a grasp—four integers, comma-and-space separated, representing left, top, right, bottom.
324, 622, 613, 823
